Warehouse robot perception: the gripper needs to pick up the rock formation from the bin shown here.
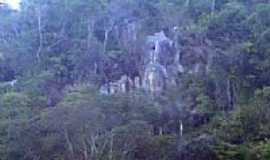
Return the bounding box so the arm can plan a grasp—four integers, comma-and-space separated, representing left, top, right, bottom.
99, 24, 210, 94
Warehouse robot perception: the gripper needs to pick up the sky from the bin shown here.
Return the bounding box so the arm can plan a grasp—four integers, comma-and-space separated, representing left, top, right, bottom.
0, 0, 21, 10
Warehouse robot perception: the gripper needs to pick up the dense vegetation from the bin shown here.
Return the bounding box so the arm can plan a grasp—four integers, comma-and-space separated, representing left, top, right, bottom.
1, 0, 270, 159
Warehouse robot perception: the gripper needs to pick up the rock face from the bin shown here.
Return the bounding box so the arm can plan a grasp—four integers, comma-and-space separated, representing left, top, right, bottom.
99, 25, 210, 94
143, 31, 174, 92
100, 30, 181, 94
100, 75, 133, 94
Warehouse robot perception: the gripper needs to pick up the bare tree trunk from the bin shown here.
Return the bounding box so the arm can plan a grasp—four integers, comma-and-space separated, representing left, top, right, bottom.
227, 79, 235, 110
104, 29, 109, 54
185, 0, 190, 7
94, 62, 98, 75
36, 7, 43, 63
90, 136, 94, 157
120, 143, 129, 160
64, 128, 75, 159
98, 136, 109, 158
179, 120, 183, 137
109, 131, 114, 160
82, 136, 88, 160
226, 78, 234, 111
103, 20, 115, 54
159, 127, 163, 136
211, 0, 216, 16
87, 20, 94, 50
232, 81, 237, 109
102, 28, 111, 88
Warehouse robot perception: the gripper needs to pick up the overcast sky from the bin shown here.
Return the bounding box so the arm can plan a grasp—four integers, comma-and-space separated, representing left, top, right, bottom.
1, 0, 21, 10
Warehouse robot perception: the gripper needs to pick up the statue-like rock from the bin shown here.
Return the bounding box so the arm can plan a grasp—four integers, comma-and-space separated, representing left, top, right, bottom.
142, 31, 174, 93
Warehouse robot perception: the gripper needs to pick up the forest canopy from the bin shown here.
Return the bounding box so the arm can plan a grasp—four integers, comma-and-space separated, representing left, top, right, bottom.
0, 0, 270, 160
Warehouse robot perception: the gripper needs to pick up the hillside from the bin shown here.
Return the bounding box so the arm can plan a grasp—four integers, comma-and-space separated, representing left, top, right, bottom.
0, 0, 270, 159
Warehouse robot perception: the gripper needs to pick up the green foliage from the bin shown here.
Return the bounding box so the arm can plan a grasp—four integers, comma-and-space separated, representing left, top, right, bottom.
196, 94, 215, 114
216, 140, 270, 160
1, 0, 270, 159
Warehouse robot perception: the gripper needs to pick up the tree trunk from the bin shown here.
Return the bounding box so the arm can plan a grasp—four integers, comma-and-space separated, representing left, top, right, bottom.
159, 127, 163, 136
87, 20, 94, 50
179, 120, 183, 137
211, 0, 216, 16
227, 79, 235, 110
185, 0, 190, 7
36, 7, 43, 63
109, 131, 114, 160
104, 29, 109, 54
90, 135, 98, 158
64, 128, 75, 159
82, 137, 88, 160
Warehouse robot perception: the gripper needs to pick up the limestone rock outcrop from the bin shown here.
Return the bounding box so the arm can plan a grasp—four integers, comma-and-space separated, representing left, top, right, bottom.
99, 25, 210, 94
